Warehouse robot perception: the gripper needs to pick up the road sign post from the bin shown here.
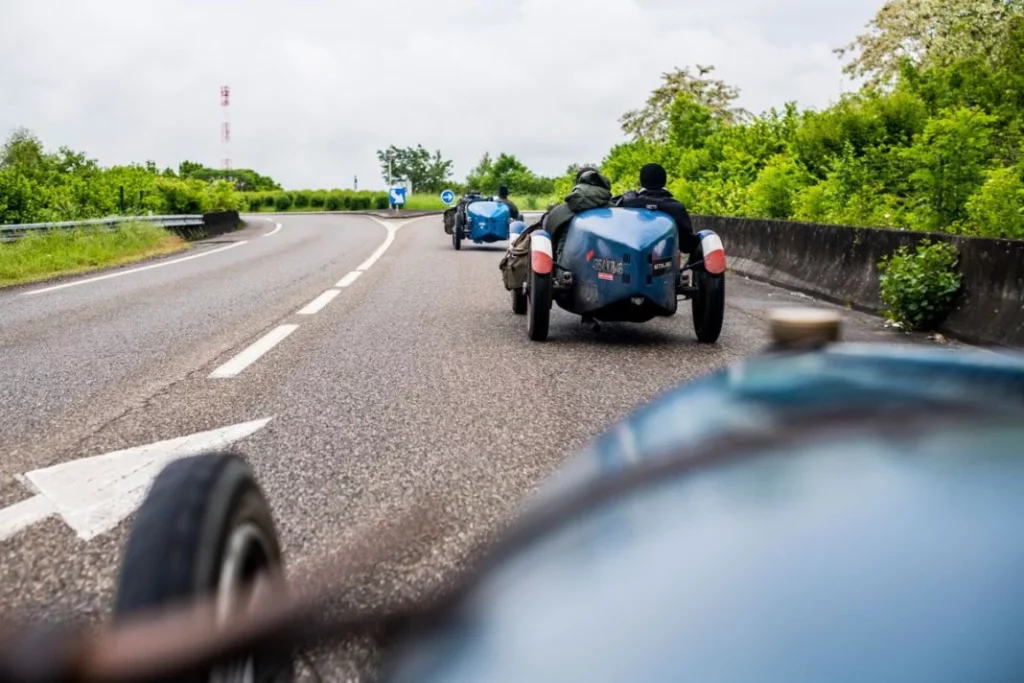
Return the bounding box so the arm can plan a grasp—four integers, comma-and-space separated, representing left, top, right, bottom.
389, 187, 407, 211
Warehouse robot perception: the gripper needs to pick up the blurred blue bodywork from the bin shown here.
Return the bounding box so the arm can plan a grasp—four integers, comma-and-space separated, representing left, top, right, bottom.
384, 344, 1024, 683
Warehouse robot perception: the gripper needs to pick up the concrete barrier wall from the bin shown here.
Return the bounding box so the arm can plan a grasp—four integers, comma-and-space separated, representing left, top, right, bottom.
202, 210, 241, 237
694, 215, 1024, 348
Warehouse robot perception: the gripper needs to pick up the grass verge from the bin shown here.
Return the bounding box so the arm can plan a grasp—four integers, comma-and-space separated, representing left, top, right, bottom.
0, 222, 188, 288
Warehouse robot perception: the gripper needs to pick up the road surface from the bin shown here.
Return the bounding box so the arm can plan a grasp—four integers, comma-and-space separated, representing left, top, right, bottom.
0, 212, 958, 679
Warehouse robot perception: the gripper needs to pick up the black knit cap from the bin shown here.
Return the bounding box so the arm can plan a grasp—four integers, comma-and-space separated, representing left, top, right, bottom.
498, 185, 509, 197
640, 163, 667, 190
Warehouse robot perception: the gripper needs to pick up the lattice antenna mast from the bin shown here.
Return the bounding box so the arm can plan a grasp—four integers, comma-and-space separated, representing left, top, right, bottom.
220, 86, 231, 171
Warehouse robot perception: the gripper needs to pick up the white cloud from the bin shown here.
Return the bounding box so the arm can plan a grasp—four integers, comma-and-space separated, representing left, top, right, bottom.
0, 0, 881, 190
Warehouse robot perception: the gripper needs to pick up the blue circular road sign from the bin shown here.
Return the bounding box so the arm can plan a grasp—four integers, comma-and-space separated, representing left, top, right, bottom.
440, 189, 455, 205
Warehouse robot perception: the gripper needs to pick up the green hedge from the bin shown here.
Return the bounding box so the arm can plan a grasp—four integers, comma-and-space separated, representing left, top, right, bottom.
245, 189, 391, 212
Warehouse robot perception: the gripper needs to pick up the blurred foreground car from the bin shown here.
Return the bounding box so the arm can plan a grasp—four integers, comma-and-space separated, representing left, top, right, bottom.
2, 309, 1023, 683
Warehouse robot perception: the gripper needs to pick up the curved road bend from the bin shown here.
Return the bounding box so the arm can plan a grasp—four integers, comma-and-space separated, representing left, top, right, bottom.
0, 212, 955, 678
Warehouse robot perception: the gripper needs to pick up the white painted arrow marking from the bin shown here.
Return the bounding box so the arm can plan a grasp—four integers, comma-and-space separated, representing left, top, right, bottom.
0, 417, 272, 542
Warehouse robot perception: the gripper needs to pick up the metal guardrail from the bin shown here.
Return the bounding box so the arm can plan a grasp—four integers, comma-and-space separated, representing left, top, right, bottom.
0, 215, 205, 243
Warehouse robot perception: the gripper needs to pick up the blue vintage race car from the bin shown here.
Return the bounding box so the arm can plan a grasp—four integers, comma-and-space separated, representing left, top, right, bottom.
27, 313, 1022, 683
452, 198, 516, 251
380, 312, 1024, 682
510, 207, 727, 342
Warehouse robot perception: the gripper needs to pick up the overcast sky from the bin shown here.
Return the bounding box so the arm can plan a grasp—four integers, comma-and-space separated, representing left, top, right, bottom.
0, 0, 882, 191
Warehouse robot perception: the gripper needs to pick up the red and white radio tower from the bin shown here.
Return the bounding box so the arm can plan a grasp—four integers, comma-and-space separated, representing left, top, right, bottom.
220, 85, 231, 171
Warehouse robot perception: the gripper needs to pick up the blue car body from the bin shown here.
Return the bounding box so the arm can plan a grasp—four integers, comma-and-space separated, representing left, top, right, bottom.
384, 343, 1024, 683
558, 207, 678, 322
464, 200, 512, 244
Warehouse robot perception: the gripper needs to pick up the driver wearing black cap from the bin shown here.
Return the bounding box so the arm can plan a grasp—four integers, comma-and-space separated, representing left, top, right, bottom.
496, 185, 521, 220
615, 163, 698, 254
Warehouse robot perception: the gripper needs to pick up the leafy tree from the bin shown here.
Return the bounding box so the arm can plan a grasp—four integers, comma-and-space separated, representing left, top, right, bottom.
903, 106, 997, 230
465, 152, 555, 196
178, 160, 205, 179
965, 164, 1024, 238
376, 144, 453, 193
1, 128, 51, 180
619, 65, 749, 143
836, 0, 1024, 88
177, 161, 281, 191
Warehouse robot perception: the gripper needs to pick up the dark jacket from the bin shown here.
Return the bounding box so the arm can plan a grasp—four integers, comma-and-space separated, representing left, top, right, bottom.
614, 187, 697, 253
541, 170, 613, 251
498, 198, 521, 220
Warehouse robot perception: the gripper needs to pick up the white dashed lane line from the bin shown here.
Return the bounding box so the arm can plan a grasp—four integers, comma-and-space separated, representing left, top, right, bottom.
336, 271, 362, 288
208, 215, 424, 379
297, 289, 342, 315
209, 324, 299, 378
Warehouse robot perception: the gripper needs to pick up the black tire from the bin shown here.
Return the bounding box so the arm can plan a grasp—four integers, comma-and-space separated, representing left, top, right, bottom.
511, 285, 527, 315
113, 453, 292, 683
693, 270, 725, 344
527, 266, 552, 341
453, 212, 464, 250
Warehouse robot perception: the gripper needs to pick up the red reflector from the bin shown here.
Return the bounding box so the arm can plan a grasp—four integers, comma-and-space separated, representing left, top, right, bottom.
532, 250, 554, 275
704, 249, 726, 275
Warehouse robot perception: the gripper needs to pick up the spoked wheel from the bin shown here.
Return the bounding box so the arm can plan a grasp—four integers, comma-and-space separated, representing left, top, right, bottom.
527, 265, 552, 341
692, 269, 725, 344
511, 285, 527, 315
113, 453, 291, 683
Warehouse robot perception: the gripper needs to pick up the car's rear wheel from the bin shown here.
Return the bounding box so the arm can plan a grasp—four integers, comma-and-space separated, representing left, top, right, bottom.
527, 266, 552, 341
511, 285, 527, 315
693, 269, 725, 344
113, 453, 291, 683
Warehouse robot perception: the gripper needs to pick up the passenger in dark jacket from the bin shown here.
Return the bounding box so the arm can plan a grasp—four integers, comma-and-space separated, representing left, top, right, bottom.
614, 163, 698, 254
496, 185, 520, 220
540, 167, 614, 260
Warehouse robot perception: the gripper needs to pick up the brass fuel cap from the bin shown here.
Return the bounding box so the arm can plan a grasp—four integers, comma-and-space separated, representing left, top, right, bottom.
768, 307, 843, 346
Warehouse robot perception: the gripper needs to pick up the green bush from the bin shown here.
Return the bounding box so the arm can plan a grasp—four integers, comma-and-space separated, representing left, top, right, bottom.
274, 193, 293, 211
206, 180, 243, 212
324, 192, 343, 211
309, 190, 326, 208
878, 239, 963, 331
293, 191, 310, 209
965, 165, 1024, 239
374, 194, 389, 210
246, 194, 264, 212
155, 178, 207, 214
262, 194, 276, 208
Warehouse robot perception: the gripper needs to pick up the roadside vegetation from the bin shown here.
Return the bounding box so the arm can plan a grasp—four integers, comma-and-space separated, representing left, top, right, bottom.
0, 130, 252, 225
0, 221, 185, 288
878, 239, 964, 331
593, 0, 1024, 241
242, 190, 560, 213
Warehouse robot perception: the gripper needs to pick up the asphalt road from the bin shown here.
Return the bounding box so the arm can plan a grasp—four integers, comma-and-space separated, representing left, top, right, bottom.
0, 212, 958, 679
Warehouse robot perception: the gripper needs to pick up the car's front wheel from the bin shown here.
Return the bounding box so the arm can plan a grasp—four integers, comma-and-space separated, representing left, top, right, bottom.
113, 453, 291, 683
